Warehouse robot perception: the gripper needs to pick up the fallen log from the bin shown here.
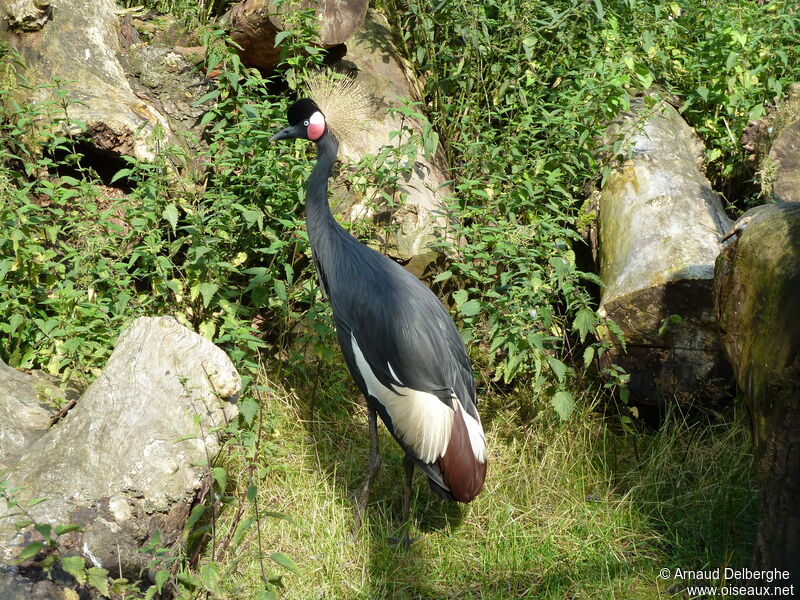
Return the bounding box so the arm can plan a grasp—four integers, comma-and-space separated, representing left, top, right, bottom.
763, 84, 800, 203
229, 0, 368, 70
715, 203, 800, 579
596, 97, 732, 405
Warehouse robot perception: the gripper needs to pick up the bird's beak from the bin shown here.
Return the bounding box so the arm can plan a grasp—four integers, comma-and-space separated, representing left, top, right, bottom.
271, 123, 304, 141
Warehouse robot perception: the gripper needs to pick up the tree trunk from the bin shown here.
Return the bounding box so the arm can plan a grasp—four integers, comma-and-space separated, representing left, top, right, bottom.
714, 203, 800, 579
597, 97, 732, 405
229, 0, 368, 70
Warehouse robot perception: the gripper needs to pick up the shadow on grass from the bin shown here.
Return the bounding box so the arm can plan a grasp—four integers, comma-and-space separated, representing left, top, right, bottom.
295, 363, 468, 598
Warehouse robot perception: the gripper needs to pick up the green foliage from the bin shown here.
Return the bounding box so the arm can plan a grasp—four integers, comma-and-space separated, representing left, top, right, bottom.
387, 0, 800, 411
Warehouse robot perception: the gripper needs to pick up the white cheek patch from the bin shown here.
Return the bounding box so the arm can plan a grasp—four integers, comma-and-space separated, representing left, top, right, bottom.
307, 110, 325, 140
350, 334, 454, 464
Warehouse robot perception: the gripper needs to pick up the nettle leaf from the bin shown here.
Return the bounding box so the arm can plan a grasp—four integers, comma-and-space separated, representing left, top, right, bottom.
583, 346, 595, 368
459, 299, 481, 317
162, 203, 179, 232
155, 568, 171, 593
34, 523, 51, 541
238, 397, 258, 426
87, 567, 110, 596
572, 307, 595, 343
184, 505, 206, 531
200, 563, 223, 595
61, 555, 87, 584
547, 357, 568, 383
17, 541, 44, 562
211, 466, 227, 492
551, 390, 575, 420
196, 282, 219, 309
270, 551, 300, 574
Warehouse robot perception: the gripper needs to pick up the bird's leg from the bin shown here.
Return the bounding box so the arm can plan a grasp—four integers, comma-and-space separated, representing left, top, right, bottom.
402, 454, 414, 523
389, 455, 418, 549
352, 403, 381, 536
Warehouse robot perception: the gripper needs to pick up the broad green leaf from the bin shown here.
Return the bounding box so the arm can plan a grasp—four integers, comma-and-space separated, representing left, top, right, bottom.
54, 523, 82, 537
274, 30, 292, 47
17, 541, 44, 561
271, 551, 300, 574
155, 568, 171, 593
583, 346, 595, 368
459, 299, 481, 317
61, 555, 87, 584
185, 505, 206, 531
200, 563, 222, 595
87, 567, 110, 596
34, 523, 51, 541
162, 203, 179, 232
196, 282, 219, 309
551, 390, 575, 420
238, 397, 258, 426
547, 357, 568, 383
572, 307, 595, 342
211, 466, 227, 492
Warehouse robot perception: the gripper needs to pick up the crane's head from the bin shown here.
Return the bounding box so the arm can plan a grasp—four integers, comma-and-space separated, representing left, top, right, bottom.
271, 98, 326, 143
272, 74, 371, 146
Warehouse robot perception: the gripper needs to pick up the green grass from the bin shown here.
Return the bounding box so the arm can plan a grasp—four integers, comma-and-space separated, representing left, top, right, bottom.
209, 371, 756, 600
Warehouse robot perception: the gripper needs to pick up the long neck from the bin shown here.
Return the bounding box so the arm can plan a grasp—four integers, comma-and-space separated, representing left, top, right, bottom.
305, 133, 340, 244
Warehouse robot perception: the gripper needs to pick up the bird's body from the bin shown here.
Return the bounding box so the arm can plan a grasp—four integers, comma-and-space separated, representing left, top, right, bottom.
273, 93, 486, 523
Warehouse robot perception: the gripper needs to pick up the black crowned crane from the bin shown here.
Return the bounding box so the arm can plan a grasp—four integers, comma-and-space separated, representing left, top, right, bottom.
271, 79, 487, 530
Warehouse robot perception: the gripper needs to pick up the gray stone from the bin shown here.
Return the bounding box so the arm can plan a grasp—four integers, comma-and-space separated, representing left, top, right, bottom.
0, 316, 239, 591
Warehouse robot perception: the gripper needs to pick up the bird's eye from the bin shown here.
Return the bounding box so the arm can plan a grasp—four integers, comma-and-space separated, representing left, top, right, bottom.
303, 120, 310, 126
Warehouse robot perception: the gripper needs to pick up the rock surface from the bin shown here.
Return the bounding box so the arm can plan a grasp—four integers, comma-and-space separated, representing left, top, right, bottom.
329, 9, 453, 266
597, 97, 732, 404
0, 0, 191, 162
0, 316, 240, 595
0, 360, 54, 471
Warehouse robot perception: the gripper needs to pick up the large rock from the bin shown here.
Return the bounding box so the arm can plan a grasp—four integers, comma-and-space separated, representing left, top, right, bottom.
597, 97, 732, 404
0, 0, 196, 162
0, 317, 240, 595
328, 9, 453, 268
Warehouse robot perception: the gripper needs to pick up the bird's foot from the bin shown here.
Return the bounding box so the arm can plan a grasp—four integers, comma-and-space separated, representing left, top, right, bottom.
387, 531, 421, 549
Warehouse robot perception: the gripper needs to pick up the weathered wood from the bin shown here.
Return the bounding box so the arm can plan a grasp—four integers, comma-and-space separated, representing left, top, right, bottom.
765, 85, 800, 203
596, 97, 732, 404
714, 203, 800, 578
229, 0, 368, 70
0, 317, 239, 596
